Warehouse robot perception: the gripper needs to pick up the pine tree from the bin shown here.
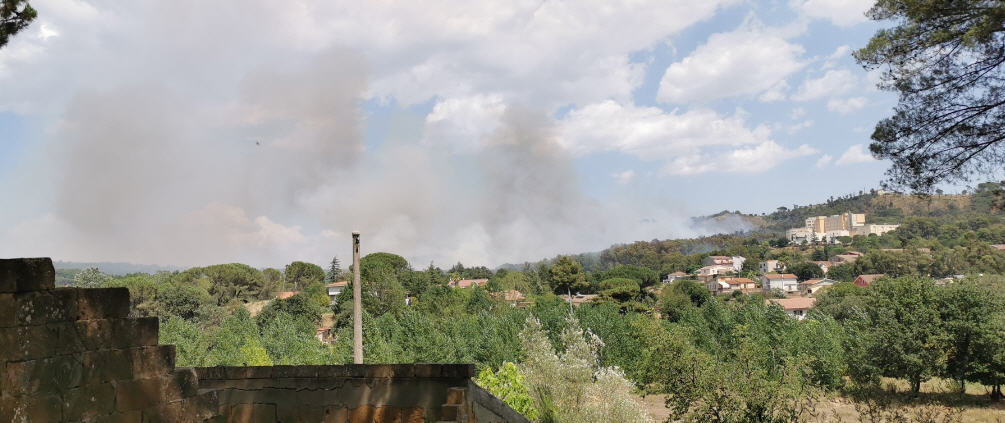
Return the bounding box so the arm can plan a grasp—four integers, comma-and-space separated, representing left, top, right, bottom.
327, 256, 341, 282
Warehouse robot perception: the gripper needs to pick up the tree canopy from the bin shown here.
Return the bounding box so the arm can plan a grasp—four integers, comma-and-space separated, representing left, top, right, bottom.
0, 0, 36, 48
856, 0, 1005, 191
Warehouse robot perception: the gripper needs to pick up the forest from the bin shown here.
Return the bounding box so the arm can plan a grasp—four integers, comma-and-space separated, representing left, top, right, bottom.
64, 189, 1005, 422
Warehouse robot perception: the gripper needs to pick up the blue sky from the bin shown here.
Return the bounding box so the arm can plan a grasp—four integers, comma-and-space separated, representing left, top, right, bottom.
0, 0, 904, 268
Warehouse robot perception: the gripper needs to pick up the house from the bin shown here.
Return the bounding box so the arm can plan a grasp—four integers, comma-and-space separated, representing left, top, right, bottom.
767, 298, 816, 320
759, 260, 785, 275
721, 277, 756, 290
854, 274, 884, 287
761, 273, 799, 294
812, 261, 831, 274
447, 278, 489, 289
662, 271, 687, 284
853, 224, 900, 236
315, 327, 334, 344
798, 278, 835, 295
701, 256, 746, 273
706, 279, 731, 295
990, 244, 1005, 251
697, 264, 734, 280
830, 251, 864, 264
558, 293, 597, 307
495, 290, 528, 307
326, 281, 349, 305
275, 291, 299, 300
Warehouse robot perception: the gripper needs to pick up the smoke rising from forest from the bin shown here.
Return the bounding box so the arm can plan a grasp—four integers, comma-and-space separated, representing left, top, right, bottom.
0, 1, 748, 268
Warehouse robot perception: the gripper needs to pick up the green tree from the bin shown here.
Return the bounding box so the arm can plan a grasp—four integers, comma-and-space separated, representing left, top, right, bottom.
940, 277, 1005, 397
788, 262, 824, 281
849, 276, 947, 394
0, 0, 36, 48
475, 362, 540, 420
284, 261, 325, 291
326, 256, 342, 282
856, 0, 1005, 191
549, 256, 588, 297
73, 267, 110, 288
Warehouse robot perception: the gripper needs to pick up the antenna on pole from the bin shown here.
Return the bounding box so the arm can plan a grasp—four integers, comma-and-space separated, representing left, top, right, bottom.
352, 231, 363, 364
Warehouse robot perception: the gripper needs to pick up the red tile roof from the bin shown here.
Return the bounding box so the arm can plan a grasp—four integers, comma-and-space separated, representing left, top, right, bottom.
275, 291, 299, 299
854, 274, 884, 287
767, 297, 816, 310
326, 281, 349, 288
764, 273, 798, 279
448, 279, 489, 288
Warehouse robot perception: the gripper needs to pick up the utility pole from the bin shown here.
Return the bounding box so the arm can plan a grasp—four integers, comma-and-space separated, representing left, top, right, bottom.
352, 231, 363, 364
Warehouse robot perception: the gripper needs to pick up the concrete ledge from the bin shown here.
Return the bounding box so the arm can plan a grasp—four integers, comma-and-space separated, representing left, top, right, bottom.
0, 258, 55, 293
193, 364, 474, 381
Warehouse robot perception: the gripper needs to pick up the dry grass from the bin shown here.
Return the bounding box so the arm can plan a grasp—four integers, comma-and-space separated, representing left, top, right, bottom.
634, 378, 1005, 423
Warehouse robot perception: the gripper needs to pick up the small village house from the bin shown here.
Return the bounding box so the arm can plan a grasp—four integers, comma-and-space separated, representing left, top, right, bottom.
812, 261, 831, 274
447, 278, 489, 289
852, 273, 884, 287
798, 278, 835, 295
759, 259, 785, 274
662, 271, 687, 284
326, 281, 349, 305
767, 298, 816, 320
761, 273, 799, 294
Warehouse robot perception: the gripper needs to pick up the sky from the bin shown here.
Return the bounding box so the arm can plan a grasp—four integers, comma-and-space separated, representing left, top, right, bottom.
0, 0, 900, 269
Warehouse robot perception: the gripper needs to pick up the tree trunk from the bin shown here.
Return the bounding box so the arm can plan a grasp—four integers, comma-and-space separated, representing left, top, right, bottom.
911, 377, 922, 396
992, 384, 1002, 402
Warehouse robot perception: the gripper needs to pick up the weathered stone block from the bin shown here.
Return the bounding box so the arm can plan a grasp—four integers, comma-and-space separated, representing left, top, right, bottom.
0, 258, 55, 293
1, 391, 62, 422
63, 382, 116, 421
323, 405, 348, 423
4, 289, 79, 328
78, 287, 130, 320
411, 364, 440, 378
445, 387, 466, 405
277, 404, 324, 422
226, 403, 277, 423
115, 377, 164, 411
95, 410, 143, 423
365, 365, 394, 379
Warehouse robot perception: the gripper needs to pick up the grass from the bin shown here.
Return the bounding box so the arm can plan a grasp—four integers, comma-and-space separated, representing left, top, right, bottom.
635, 378, 1005, 423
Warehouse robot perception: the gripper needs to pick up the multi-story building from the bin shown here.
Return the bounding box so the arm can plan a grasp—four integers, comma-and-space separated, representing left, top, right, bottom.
786, 212, 894, 243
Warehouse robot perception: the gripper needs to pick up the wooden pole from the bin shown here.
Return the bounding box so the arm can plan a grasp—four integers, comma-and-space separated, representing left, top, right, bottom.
352, 231, 363, 364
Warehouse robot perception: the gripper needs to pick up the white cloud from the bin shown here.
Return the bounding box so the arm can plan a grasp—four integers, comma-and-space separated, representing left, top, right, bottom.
666, 141, 818, 175
790, 0, 873, 27
828, 45, 852, 60
815, 154, 833, 168
759, 80, 790, 102
790, 107, 806, 120
792, 69, 856, 101
421, 94, 507, 150
827, 96, 868, 114
611, 170, 636, 184
558, 100, 771, 157
835, 144, 875, 165
787, 120, 814, 134
657, 25, 805, 103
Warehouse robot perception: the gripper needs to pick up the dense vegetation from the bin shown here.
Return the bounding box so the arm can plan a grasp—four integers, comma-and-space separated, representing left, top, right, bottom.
73, 189, 1005, 422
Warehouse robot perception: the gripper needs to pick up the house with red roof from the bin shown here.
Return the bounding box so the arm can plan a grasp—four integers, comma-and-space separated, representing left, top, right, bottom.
767, 297, 816, 320
854, 274, 884, 287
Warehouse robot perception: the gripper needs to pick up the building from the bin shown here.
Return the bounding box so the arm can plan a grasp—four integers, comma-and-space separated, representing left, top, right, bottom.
701, 256, 746, 273
767, 298, 817, 320
662, 271, 687, 284
759, 260, 785, 275
812, 261, 831, 274
326, 281, 349, 305
697, 264, 734, 280
761, 273, 799, 294
448, 278, 489, 289
830, 251, 864, 264
853, 224, 900, 237
798, 278, 835, 295
494, 290, 529, 307
991, 244, 1005, 251
558, 293, 597, 307
854, 274, 884, 287
275, 291, 299, 300
786, 212, 895, 243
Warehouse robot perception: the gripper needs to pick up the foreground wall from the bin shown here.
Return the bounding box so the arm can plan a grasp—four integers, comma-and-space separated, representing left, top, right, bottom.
195, 365, 529, 423
0, 258, 528, 423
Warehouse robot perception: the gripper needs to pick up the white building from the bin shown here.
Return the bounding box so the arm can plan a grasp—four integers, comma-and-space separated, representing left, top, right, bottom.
761, 273, 799, 294
767, 298, 816, 320
759, 260, 785, 275
326, 281, 349, 305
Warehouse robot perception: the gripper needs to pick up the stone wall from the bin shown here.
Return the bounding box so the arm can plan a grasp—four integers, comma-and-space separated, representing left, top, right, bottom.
195, 364, 528, 423
0, 258, 529, 423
